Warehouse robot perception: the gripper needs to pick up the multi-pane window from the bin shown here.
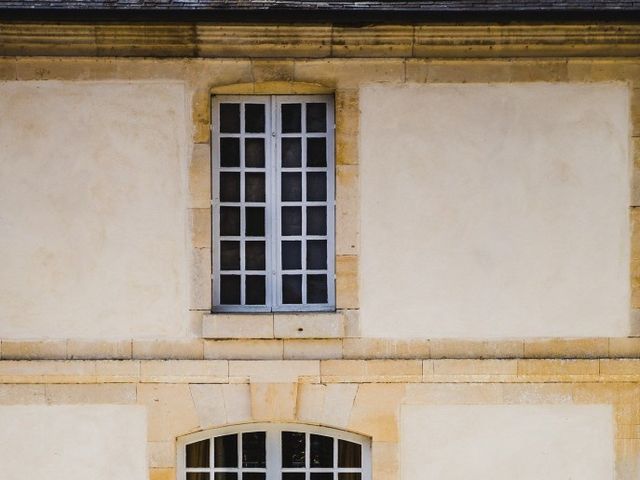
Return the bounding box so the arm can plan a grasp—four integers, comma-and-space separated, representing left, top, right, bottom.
212, 95, 335, 312
179, 424, 370, 480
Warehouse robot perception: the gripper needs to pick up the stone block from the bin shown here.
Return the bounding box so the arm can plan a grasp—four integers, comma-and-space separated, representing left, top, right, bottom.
0, 384, 46, 404
336, 165, 359, 255
335, 89, 359, 138
321, 359, 422, 383
336, 255, 358, 309
342, 338, 430, 359
250, 383, 298, 421
252, 60, 295, 82
229, 360, 320, 383
600, 359, 640, 375
148, 441, 175, 468
137, 384, 200, 441
0, 59, 16, 79
190, 384, 226, 428
190, 208, 211, 249
133, 339, 203, 360
523, 338, 608, 358
274, 313, 344, 339
296, 384, 326, 424
0, 360, 96, 383
189, 143, 211, 209
407, 60, 512, 83
342, 310, 361, 337
150, 468, 176, 480
509, 60, 569, 82
67, 339, 132, 360
404, 383, 504, 405
205, 340, 283, 360
95, 360, 140, 382
46, 383, 137, 404
284, 339, 343, 360
1, 340, 66, 360
572, 383, 638, 404
222, 383, 252, 424
348, 384, 404, 441
190, 247, 212, 311
140, 360, 228, 383
431, 359, 517, 376
294, 59, 405, 89
517, 359, 600, 376
429, 340, 524, 359
202, 314, 274, 339
610, 337, 640, 357
323, 383, 359, 428
372, 442, 399, 480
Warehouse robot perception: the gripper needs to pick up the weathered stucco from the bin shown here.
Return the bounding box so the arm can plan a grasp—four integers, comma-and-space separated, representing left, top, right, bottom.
0, 404, 147, 480
0, 81, 189, 339
360, 83, 630, 339
401, 404, 614, 480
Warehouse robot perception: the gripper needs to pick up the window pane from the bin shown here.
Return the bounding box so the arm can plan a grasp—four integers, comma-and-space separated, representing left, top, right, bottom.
307, 138, 327, 167
282, 138, 302, 167
245, 207, 265, 237
214, 434, 238, 468
188, 474, 210, 480
186, 439, 210, 468
282, 172, 302, 202
282, 431, 305, 468
220, 207, 240, 236
215, 474, 237, 480
306, 240, 327, 270
245, 138, 265, 168
220, 275, 241, 305
282, 240, 302, 270
245, 173, 265, 202
221, 137, 240, 167
244, 474, 266, 480
220, 172, 240, 202
282, 475, 305, 480
307, 207, 327, 235
242, 432, 266, 468
282, 104, 301, 133
310, 434, 333, 468
306, 103, 327, 132
338, 440, 361, 468
220, 241, 240, 270
245, 241, 265, 270
338, 475, 360, 480
220, 103, 240, 133
307, 275, 328, 304
245, 275, 266, 305
245, 104, 265, 133
311, 475, 332, 480
282, 207, 302, 236
282, 275, 302, 304
307, 172, 327, 201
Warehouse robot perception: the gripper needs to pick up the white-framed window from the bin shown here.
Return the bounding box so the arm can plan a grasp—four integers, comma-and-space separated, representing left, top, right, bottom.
178, 423, 371, 480
212, 95, 336, 312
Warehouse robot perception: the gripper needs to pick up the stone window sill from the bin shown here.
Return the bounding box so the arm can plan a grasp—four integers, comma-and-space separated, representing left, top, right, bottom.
202, 311, 346, 339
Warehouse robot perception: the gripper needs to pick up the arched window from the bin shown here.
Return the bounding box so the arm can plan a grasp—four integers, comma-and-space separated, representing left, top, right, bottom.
177, 423, 371, 480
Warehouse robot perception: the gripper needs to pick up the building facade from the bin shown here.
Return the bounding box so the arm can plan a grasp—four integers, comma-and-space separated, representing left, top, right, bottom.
1, 2, 640, 478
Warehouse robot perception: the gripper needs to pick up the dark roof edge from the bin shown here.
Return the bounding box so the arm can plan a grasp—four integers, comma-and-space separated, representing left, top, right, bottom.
2, 8, 640, 23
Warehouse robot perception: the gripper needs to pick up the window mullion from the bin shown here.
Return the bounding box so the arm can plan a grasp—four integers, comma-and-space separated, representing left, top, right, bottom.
270, 96, 280, 310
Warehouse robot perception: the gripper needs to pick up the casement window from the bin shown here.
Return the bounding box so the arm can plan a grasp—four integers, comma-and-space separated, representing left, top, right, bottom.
179, 424, 370, 480
212, 95, 335, 312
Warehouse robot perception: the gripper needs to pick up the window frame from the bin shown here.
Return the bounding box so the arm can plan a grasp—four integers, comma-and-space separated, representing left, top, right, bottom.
211, 94, 336, 313
177, 423, 372, 480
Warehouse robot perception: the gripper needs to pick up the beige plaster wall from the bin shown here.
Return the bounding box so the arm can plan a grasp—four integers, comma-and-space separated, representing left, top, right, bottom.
0, 81, 190, 339
401, 404, 614, 480
360, 83, 630, 339
0, 405, 147, 480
